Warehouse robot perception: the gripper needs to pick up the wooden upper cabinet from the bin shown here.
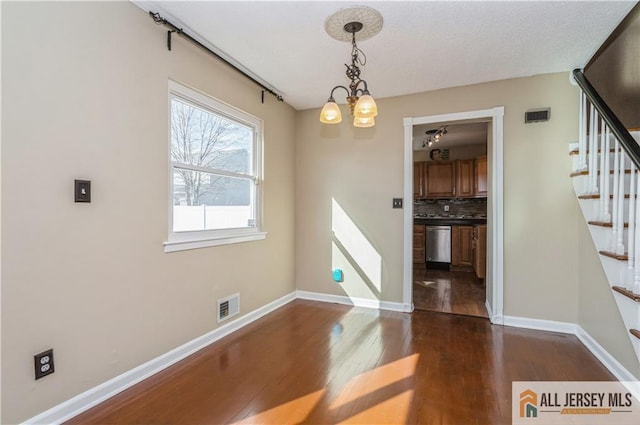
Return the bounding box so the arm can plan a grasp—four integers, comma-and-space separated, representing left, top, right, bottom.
475, 155, 488, 197
415, 156, 485, 199
424, 161, 455, 198
413, 162, 425, 198
456, 159, 475, 198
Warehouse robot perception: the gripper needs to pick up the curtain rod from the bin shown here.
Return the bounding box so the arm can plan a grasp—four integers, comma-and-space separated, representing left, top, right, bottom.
149, 12, 284, 103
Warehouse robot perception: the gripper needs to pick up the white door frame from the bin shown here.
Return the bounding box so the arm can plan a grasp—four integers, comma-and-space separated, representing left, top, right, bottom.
402, 107, 504, 323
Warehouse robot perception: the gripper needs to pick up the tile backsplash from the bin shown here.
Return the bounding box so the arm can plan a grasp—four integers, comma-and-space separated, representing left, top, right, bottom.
414, 198, 487, 217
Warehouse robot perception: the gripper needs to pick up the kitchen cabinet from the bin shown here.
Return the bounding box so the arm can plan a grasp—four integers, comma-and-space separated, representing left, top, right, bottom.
475, 155, 488, 197
413, 224, 425, 263
452, 225, 474, 267
473, 224, 487, 280
414, 156, 485, 199
424, 161, 455, 198
413, 162, 425, 198
456, 159, 475, 198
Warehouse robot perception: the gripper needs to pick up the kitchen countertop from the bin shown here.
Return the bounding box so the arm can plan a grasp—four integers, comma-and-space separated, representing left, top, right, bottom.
414, 216, 487, 226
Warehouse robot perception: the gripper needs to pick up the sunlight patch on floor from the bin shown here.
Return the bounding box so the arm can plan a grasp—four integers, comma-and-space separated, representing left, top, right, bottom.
336, 389, 414, 424
329, 354, 419, 409
415, 280, 435, 287
231, 389, 326, 424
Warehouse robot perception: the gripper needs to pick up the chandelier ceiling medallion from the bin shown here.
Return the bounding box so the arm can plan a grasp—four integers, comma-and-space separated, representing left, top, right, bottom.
319, 6, 383, 128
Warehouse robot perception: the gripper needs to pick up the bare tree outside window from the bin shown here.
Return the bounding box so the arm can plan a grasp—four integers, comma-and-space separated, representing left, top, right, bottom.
171, 99, 252, 207
166, 82, 263, 249
170, 97, 256, 232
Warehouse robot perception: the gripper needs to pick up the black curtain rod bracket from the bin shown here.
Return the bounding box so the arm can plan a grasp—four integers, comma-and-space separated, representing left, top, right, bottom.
149, 11, 283, 102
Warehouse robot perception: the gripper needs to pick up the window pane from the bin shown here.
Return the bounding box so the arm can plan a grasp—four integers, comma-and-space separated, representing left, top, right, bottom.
171, 98, 252, 174
173, 168, 255, 232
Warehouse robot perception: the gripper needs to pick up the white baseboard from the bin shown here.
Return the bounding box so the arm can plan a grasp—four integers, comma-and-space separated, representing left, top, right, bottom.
575, 325, 638, 382
23, 291, 297, 425
502, 315, 638, 382
503, 315, 577, 334
296, 290, 412, 313
485, 300, 494, 322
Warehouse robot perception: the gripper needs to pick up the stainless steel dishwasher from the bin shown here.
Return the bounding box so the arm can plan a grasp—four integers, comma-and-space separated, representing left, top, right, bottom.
425, 225, 451, 263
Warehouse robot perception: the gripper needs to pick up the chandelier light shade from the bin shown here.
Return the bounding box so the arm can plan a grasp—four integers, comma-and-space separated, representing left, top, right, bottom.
320, 99, 342, 123
320, 7, 383, 128
354, 94, 377, 118
353, 116, 375, 128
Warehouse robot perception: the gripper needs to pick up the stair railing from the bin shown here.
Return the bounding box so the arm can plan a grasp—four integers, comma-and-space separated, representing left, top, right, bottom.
573, 69, 640, 294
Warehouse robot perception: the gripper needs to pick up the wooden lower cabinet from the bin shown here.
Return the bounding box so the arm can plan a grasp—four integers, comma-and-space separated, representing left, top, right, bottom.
473, 224, 487, 279
452, 225, 474, 267
413, 225, 425, 263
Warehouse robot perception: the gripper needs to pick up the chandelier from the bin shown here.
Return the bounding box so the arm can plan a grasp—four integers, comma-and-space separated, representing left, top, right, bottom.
319, 7, 383, 128
423, 126, 448, 147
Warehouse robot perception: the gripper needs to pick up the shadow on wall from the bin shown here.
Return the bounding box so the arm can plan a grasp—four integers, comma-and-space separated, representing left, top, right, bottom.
331, 198, 382, 300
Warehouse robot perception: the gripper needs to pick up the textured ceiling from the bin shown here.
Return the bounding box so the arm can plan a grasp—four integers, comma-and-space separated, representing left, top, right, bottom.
135, 1, 637, 111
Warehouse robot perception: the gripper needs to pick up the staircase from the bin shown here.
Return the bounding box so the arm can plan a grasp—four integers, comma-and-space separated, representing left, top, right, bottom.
569, 75, 640, 364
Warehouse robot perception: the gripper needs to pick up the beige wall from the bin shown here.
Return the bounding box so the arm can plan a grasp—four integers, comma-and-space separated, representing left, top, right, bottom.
296, 73, 581, 318
1, 2, 296, 423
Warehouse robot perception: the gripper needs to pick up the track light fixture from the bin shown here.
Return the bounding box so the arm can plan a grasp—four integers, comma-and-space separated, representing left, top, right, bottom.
422, 126, 448, 147
320, 7, 383, 128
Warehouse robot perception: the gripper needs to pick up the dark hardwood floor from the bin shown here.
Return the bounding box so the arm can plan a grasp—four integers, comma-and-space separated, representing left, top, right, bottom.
67, 299, 614, 425
413, 266, 488, 318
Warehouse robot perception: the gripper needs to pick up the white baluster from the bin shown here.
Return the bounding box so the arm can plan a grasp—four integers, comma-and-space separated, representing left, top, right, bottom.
578, 92, 587, 171
635, 171, 640, 295
589, 106, 598, 194
616, 148, 626, 256
611, 139, 620, 252
585, 102, 594, 194
602, 126, 611, 223
628, 163, 636, 290
599, 118, 607, 220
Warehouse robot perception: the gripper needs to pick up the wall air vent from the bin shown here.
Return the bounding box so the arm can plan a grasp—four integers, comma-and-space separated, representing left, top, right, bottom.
217, 293, 240, 323
525, 108, 551, 123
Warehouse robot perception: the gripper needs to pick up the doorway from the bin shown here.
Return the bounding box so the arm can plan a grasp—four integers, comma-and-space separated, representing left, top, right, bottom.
412, 120, 488, 318
402, 108, 504, 324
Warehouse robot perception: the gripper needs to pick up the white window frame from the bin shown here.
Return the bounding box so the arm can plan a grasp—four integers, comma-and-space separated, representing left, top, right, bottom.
164, 81, 265, 253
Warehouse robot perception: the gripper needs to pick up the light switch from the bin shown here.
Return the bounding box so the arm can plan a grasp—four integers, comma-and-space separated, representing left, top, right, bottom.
392, 198, 403, 209
74, 180, 91, 203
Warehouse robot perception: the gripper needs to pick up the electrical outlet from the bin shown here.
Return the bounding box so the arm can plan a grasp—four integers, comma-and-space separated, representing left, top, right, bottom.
444, 205, 450, 212
392, 198, 403, 209
34, 349, 55, 380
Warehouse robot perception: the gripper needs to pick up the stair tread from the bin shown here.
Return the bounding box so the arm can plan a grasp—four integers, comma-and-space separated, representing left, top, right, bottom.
569, 148, 618, 156
579, 194, 634, 199
599, 250, 628, 261
612, 286, 640, 302
570, 169, 633, 177
588, 220, 629, 228
631, 329, 640, 340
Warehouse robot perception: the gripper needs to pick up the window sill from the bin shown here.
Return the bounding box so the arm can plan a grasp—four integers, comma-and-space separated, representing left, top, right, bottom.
164, 232, 267, 253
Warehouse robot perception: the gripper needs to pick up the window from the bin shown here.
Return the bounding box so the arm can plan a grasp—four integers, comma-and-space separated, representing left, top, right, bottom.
165, 81, 265, 252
